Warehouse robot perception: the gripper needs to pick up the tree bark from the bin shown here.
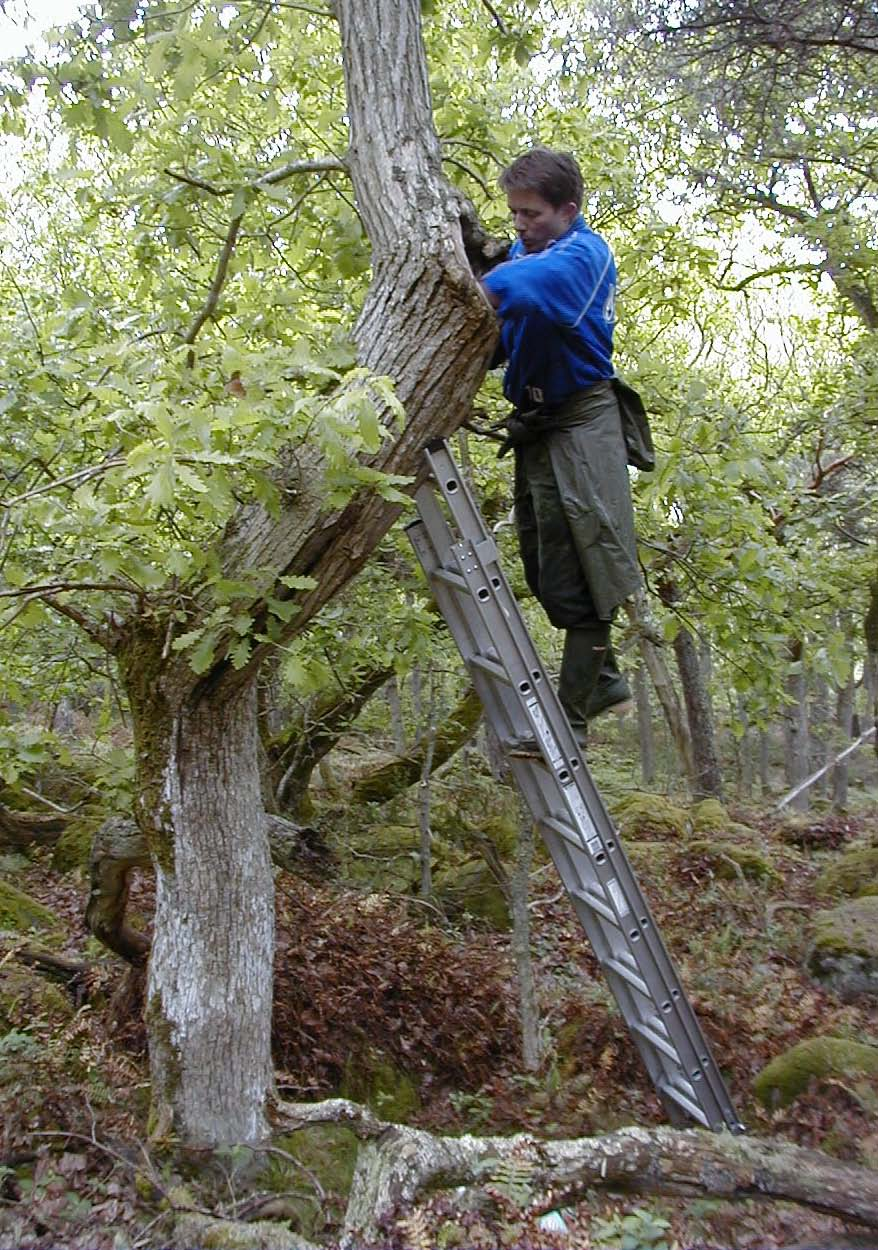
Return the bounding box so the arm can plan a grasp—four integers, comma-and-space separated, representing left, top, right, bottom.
98, 0, 496, 1149
510, 796, 541, 1071
632, 662, 656, 787
672, 624, 724, 800
268, 1098, 878, 1245
118, 627, 275, 1147
783, 637, 810, 811
624, 592, 695, 784
833, 670, 855, 807
352, 684, 482, 804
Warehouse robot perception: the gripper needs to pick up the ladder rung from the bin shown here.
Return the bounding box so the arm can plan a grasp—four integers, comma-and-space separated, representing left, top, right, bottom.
603, 958, 649, 998
541, 815, 588, 852
570, 885, 618, 925
630, 1019, 681, 1062
432, 567, 469, 592
468, 653, 511, 683
658, 1078, 711, 1128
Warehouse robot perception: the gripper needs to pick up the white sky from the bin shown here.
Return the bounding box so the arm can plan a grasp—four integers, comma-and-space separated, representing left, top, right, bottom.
1, 0, 79, 56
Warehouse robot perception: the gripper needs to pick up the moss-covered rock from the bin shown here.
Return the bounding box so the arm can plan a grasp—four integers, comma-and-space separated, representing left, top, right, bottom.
173, 1213, 312, 1249
0, 962, 74, 1033
685, 838, 781, 883
0, 879, 62, 933
51, 818, 98, 872
808, 896, 878, 999
688, 798, 728, 832
612, 792, 688, 840
339, 1045, 419, 1119
434, 859, 510, 930
815, 846, 878, 899
753, 1035, 878, 1108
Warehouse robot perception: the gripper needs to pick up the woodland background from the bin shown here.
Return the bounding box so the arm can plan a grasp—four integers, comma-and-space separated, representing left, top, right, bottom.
1, 1, 878, 1247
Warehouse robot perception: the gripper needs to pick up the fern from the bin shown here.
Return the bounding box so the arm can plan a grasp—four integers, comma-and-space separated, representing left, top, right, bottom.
396, 1204, 433, 1250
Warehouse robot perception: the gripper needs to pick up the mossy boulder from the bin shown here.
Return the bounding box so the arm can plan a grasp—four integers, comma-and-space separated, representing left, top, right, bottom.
612, 792, 688, 840
688, 799, 728, 832
51, 818, 98, 872
173, 1213, 311, 1249
0, 962, 74, 1033
815, 846, 878, 899
0, 879, 62, 933
685, 838, 780, 883
434, 859, 510, 930
339, 1045, 419, 1119
808, 896, 878, 999
753, 1035, 878, 1108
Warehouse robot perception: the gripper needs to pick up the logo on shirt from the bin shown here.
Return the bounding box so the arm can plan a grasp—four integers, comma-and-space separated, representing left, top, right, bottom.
603, 283, 616, 324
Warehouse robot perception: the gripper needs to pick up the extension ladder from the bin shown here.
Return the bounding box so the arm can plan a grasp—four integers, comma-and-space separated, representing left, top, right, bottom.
407, 438, 743, 1134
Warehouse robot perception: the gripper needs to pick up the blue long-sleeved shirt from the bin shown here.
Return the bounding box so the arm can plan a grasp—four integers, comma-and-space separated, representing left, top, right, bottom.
482, 215, 616, 409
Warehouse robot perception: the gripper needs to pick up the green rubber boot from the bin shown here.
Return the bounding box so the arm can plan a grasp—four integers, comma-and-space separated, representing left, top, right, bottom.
586, 643, 633, 721
558, 624, 611, 745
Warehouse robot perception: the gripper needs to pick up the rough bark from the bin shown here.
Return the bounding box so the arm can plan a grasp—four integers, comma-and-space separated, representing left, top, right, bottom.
268, 1098, 878, 1245
633, 662, 656, 786
783, 637, 810, 811
265, 663, 393, 818
352, 684, 482, 803
100, 0, 497, 1149
85, 811, 314, 965
0, 801, 69, 850
624, 591, 695, 783
672, 624, 724, 800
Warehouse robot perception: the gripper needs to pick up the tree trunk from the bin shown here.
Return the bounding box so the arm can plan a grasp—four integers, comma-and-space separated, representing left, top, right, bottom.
833, 670, 855, 808
120, 627, 275, 1147
624, 592, 694, 784
672, 624, 723, 800
104, 0, 496, 1149
633, 663, 656, 786
511, 796, 541, 1070
352, 685, 482, 804
267, 1097, 878, 1246
783, 638, 810, 811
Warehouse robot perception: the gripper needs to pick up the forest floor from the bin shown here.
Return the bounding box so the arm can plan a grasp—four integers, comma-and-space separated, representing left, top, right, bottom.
1, 749, 877, 1250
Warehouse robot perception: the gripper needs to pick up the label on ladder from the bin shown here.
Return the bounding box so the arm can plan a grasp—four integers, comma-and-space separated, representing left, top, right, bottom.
525, 698, 563, 766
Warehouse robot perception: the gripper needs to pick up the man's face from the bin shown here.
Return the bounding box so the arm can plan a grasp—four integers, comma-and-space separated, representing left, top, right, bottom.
507, 189, 577, 253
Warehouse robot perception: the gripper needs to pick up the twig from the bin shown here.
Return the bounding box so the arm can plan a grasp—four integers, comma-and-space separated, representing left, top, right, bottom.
183, 213, 244, 359
0, 455, 125, 508
479, 0, 509, 34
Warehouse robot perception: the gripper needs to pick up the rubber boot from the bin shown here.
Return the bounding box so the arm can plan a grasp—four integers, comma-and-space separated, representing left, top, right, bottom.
559, 624, 611, 745
586, 643, 632, 720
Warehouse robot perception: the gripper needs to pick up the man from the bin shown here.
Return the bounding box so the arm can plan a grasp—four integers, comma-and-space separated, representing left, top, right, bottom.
480, 146, 641, 748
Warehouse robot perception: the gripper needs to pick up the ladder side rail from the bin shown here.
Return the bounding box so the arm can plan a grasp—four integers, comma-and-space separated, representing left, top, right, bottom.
445, 527, 738, 1127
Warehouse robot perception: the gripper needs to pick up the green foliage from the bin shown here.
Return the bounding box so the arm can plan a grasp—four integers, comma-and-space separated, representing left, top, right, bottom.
592, 1206, 671, 1250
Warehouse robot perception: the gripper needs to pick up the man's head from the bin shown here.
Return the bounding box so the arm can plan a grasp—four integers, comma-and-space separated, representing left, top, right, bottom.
499, 147, 583, 253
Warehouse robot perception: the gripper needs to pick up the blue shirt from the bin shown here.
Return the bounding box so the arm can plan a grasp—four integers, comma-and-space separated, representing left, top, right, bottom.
482, 215, 616, 409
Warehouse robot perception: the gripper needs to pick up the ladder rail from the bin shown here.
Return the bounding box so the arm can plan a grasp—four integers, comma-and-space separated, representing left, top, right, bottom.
407, 441, 743, 1133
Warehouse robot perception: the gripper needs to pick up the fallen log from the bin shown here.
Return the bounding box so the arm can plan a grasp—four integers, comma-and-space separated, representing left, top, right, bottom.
271, 1097, 878, 1245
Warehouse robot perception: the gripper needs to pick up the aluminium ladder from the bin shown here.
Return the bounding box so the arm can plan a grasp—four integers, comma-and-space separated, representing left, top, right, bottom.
407, 438, 743, 1134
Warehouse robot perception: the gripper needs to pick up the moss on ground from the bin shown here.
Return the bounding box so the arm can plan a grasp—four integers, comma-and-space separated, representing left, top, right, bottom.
815, 846, 878, 899
339, 1045, 419, 1120
434, 858, 510, 930
753, 1035, 878, 1108
685, 838, 780, 883
0, 962, 74, 1033
611, 792, 688, 839
0, 878, 63, 933
811, 896, 878, 959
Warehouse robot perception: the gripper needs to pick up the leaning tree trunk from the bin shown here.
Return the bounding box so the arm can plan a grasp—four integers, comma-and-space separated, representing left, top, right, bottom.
624, 591, 695, 784
110, 0, 496, 1149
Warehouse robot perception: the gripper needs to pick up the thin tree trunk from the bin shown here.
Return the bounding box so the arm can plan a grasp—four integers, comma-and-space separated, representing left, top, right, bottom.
418, 674, 438, 901
783, 638, 810, 812
633, 662, 656, 786
759, 727, 771, 794
672, 625, 723, 800
624, 592, 694, 784
386, 675, 406, 753
511, 796, 541, 1071
833, 670, 855, 808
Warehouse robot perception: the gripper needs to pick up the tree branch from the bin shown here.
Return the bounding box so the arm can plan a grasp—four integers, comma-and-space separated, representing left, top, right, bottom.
183, 213, 244, 359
